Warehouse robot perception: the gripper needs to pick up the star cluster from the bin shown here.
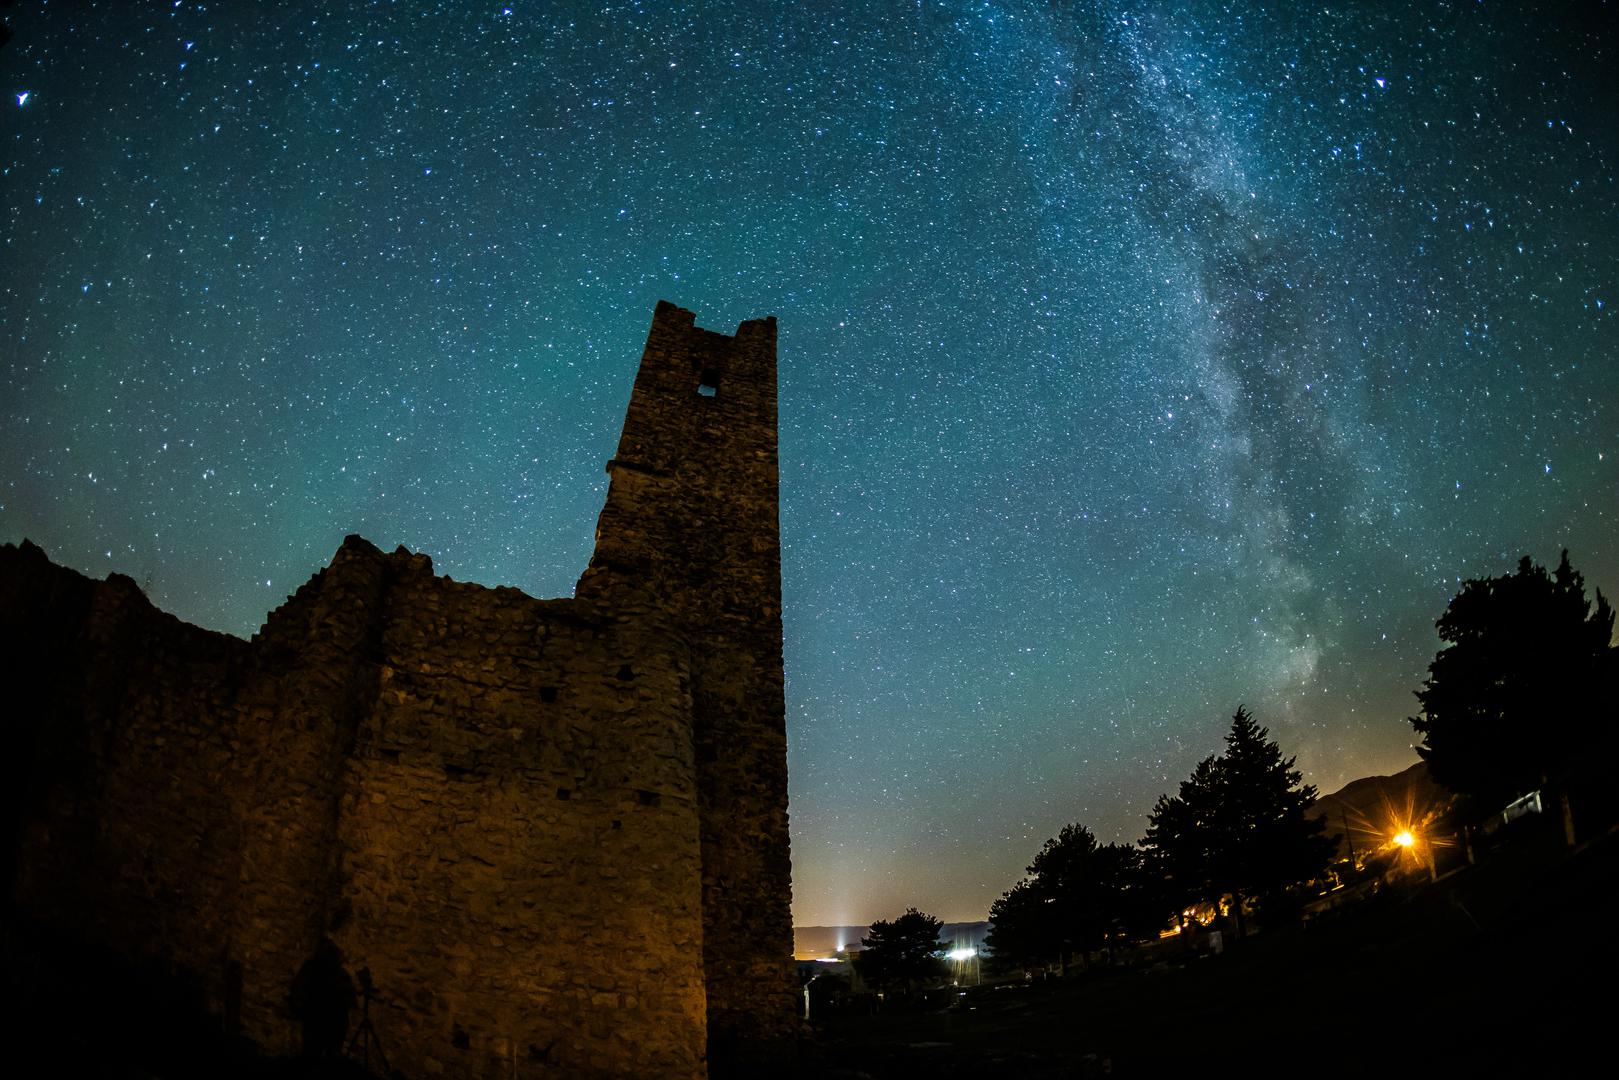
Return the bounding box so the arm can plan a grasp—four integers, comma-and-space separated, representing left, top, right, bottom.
3, 2, 1615, 925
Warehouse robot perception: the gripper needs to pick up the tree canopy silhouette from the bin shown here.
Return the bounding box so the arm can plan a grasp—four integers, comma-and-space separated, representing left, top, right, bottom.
1141, 707, 1336, 935
987, 824, 1157, 973
1410, 550, 1616, 809
985, 878, 1053, 971
1140, 754, 1223, 922
854, 908, 945, 993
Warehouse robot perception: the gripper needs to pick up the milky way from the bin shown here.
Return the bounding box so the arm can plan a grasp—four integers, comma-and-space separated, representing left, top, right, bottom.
3, 2, 1615, 924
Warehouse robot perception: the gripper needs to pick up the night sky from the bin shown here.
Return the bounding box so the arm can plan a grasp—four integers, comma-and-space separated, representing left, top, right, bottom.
3, 2, 1615, 927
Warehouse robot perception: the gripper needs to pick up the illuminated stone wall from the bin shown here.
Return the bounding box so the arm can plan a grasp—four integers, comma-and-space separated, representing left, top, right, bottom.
0, 302, 793, 1078
579, 301, 798, 1057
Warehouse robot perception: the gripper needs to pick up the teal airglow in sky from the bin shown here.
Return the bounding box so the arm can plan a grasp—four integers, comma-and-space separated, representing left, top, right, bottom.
3, 2, 1614, 924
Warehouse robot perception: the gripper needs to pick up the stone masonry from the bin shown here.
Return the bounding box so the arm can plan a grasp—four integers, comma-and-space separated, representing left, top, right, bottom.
0, 302, 796, 1078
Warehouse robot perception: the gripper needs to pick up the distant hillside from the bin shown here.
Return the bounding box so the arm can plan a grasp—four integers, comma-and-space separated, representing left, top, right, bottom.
794, 921, 990, 960
1307, 759, 1452, 860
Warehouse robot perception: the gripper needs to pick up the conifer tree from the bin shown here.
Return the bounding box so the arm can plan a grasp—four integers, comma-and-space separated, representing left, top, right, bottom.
1140, 755, 1223, 922
988, 824, 1157, 973
985, 878, 1056, 972
854, 908, 946, 994
1214, 707, 1337, 930
1142, 707, 1336, 936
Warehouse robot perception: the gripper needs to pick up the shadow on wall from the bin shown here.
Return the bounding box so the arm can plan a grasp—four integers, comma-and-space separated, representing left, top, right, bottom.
1, 910, 413, 1077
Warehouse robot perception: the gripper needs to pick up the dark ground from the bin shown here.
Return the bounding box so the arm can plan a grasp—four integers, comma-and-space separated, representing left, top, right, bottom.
786, 823, 1619, 1079
6, 819, 1612, 1077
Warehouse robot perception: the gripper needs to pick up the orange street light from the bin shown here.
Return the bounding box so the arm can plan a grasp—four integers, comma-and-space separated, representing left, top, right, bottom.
1391, 827, 1436, 881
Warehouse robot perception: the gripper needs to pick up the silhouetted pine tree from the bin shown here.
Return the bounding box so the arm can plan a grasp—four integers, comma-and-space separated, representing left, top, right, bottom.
854, 908, 945, 995
1214, 706, 1337, 932
988, 825, 1158, 974
1142, 708, 1336, 937
985, 878, 1057, 973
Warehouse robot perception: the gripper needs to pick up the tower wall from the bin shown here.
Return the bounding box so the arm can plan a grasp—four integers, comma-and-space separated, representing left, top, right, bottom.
579, 301, 797, 1059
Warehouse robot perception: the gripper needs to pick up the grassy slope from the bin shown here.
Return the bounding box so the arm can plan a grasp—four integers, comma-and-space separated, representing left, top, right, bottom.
799, 822, 1617, 1078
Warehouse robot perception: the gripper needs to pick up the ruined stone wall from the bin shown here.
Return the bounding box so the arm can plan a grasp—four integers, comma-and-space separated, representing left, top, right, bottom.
1, 301, 793, 1078
2, 535, 711, 1077
333, 543, 707, 1078
1, 535, 390, 1051
3, 539, 253, 1003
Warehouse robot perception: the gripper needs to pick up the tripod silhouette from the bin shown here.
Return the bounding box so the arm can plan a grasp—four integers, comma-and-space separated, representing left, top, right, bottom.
345, 967, 392, 1077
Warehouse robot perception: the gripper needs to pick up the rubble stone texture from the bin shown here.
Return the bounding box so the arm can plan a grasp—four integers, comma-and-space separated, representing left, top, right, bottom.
0, 301, 796, 1078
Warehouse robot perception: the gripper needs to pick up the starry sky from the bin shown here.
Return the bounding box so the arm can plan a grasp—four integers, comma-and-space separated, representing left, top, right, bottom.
3, 2, 1615, 927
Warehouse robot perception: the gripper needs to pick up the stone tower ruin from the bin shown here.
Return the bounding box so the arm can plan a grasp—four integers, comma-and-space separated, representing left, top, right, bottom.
579, 301, 797, 1056
0, 302, 796, 1078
